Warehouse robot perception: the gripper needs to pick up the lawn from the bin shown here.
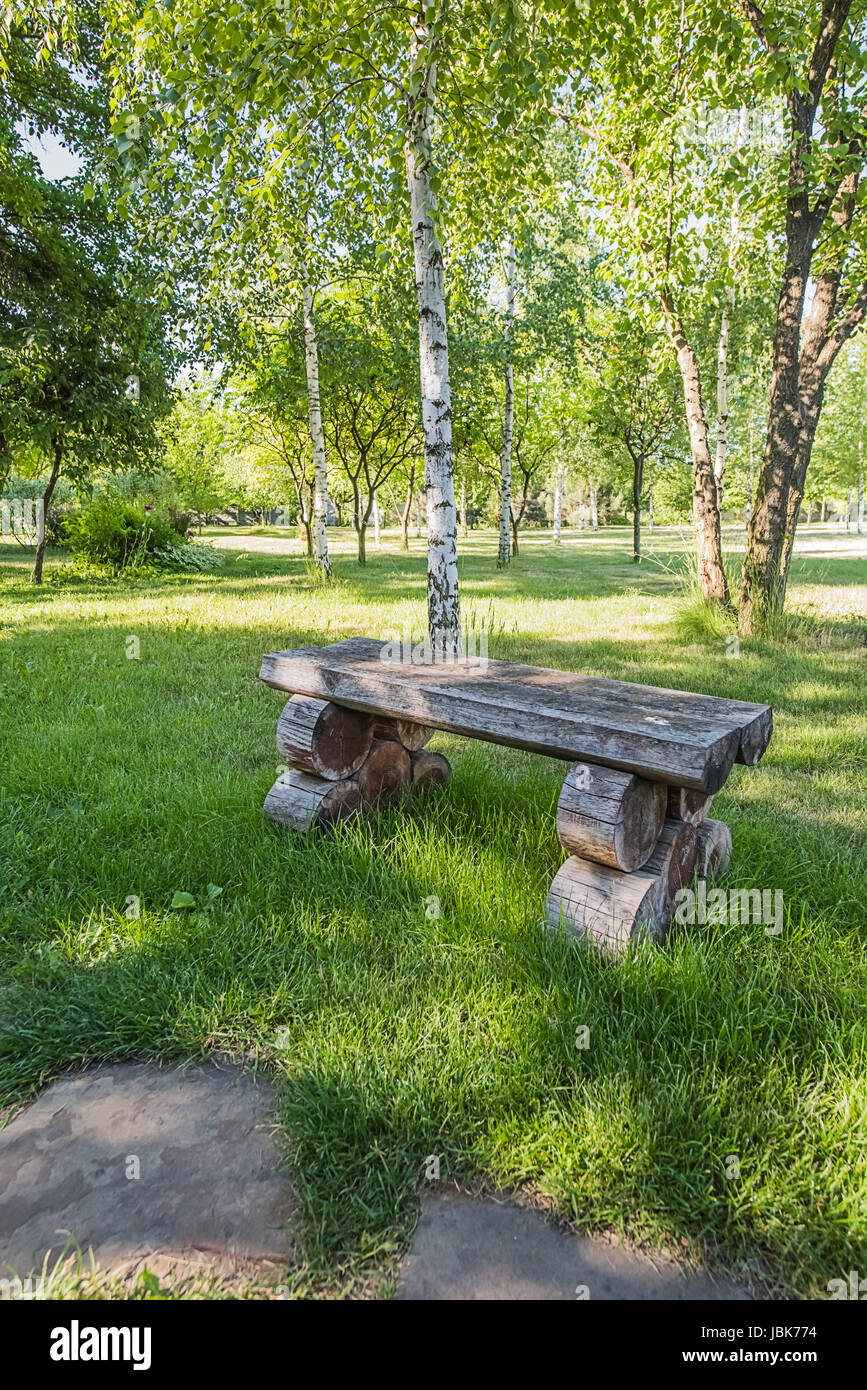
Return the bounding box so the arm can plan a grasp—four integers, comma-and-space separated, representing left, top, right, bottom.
1, 524, 865, 1298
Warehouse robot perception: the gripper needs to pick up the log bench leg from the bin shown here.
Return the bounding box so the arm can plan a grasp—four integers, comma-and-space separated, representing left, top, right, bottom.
546, 764, 733, 953
265, 699, 451, 829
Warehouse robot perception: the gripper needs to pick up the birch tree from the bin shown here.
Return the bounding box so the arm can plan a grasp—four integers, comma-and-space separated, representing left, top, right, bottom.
497, 235, 516, 569
108, 0, 577, 646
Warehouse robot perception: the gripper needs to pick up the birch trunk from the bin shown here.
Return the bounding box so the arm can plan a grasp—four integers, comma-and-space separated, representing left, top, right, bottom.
714, 294, 731, 516
672, 332, 730, 607
302, 283, 332, 578
746, 420, 754, 527
589, 479, 598, 531
714, 112, 744, 520
553, 461, 563, 542
847, 485, 853, 532
497, 234, 515, 570
821, 497, 826, 523
859, 444, 864, 534
460, 474, 468, 536
648, 476, 654, 532
405, 12, 460, 654
373, 493, 381, 548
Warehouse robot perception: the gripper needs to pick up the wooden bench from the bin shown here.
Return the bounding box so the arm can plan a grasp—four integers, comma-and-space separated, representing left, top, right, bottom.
259, 637, 772, 953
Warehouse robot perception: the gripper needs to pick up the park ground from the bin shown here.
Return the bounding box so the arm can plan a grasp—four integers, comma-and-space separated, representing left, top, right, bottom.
0, 524, 865, 1298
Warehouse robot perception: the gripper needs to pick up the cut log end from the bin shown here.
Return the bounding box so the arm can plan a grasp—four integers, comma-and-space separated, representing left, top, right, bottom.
695, 818, 733, 879
263, 770, 361, 831
357, 738, 412, 807
276, 694, 373, 780
666, 785, 714, 825
556, 763, 665, 872
642, 818, 699, 905
546, 854, 665, 954
410, 749, 452, 795
373, 717, 435, 751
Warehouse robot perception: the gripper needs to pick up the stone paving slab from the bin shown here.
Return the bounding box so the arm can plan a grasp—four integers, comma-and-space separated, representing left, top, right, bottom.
0, 1062, 292, 1285
396, 1190, 750, 1300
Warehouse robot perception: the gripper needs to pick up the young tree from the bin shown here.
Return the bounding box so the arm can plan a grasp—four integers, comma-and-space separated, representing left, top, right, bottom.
732, 2, 867, 629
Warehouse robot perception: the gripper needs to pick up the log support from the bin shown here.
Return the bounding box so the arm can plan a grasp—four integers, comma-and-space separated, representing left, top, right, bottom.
545, 771, 732, 954
266, 706, 451, 829
264, 692, 744, 958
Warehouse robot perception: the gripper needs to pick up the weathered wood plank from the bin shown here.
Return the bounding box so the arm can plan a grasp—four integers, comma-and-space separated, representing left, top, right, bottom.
260, 638, 772, 793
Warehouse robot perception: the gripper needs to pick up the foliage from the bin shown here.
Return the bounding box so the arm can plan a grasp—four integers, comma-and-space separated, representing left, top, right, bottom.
66, 496, 176, 572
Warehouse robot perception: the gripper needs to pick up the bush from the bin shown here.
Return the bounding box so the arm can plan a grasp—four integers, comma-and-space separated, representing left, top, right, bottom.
66, 498, 176, 572
150, 541, 224, 572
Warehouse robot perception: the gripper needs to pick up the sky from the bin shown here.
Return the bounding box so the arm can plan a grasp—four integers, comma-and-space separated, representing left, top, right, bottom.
18, 124, 82, 180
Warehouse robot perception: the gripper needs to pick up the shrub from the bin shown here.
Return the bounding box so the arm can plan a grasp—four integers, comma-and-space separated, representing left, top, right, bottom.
150, 541, 224, 572
66, 498, 176, 572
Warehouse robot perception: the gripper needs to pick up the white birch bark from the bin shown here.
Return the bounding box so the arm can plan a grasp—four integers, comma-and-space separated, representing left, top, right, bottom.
847, 485, 853, 531
405, 12, 459, 653
460, 475, 467, 536
302, 282, 332, 577
714, 111, 745, 521
589, 479, 599, 531
714, 294, 731, 514
553, 460, 563, 542
858, 442, 864, 534
746, 419, 754, 527
498, 234, 515, 569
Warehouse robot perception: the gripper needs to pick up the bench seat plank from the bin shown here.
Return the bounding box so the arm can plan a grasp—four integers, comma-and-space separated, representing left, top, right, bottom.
259, 638, 772, 794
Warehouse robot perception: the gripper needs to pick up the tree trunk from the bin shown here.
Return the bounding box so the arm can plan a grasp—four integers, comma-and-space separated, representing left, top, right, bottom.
373, 492, 381, 548
846, 485, 853, 532
821, 496, 826, 523
671, 332, 730, 606
399, 464, 415, 550
859, 444, 864, 535
405, 12, 459, 653
779, 383, 823, 594
739, 245, 812, 632
297, 484, 313, 556
510, 507, 519, 557
647, 476, 654, 532
553, 461, 563, 541
715, 295, 731, 517
460, 474, 468, 536
497, 234, 515, 570
302, 283, 332, 578
807, 497, 813, 526
32, 438, 62, 584
746, 419, 754, 527
589, 479, 598, 531
632, 452, 643, 563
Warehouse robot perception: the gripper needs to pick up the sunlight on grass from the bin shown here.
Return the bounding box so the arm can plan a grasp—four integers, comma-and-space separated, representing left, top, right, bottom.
1, 525, 865, 1297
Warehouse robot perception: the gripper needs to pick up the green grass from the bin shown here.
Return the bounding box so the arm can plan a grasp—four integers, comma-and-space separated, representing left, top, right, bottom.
1, 523, 865, 1298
